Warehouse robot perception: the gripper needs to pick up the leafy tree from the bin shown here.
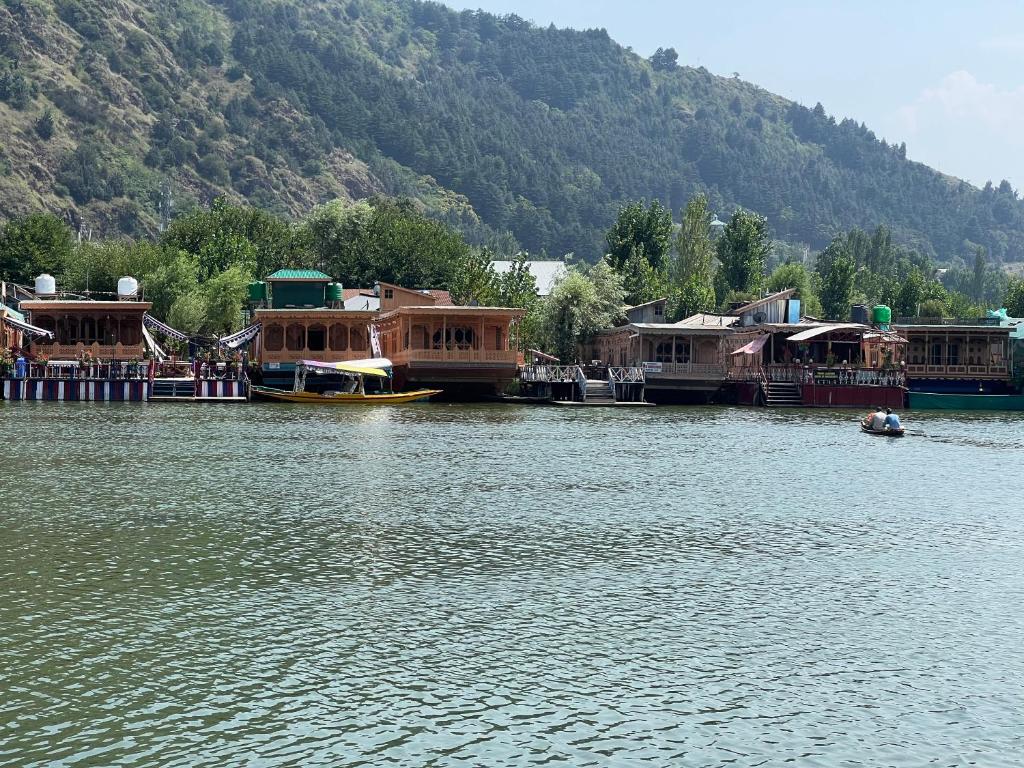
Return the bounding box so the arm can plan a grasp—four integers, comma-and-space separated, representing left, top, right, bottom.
715, 209, 770, 302
0, 212, 74, 281
162, 198, 299, 280
542, 259, 625, 362
667, 193, 716, 319
649, 47, 678, 72
449, 247, 497, 306
605, 200, 674, 272
34, 108, 56, 140
893, 268, 924, 317
202, 263, 251, 334
1004, 278, 1024, 318
142, 252, 201, 320
766, 261, 822, 317
918, 297, 948, 319
818, 244, 856, 320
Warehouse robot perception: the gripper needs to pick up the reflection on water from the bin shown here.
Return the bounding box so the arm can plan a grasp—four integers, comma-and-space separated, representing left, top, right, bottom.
2, 403, 1024, 766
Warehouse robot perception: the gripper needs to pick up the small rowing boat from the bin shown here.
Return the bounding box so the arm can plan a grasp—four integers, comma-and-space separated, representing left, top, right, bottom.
860, 423, 905, 437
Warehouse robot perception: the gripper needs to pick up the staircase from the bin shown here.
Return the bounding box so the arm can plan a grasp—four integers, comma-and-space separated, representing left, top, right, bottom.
583, 379, 616, 404
149, 378, 195, 400
763, 381, 802, 407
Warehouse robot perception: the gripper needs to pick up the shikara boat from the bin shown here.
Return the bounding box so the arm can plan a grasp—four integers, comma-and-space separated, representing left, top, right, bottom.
860, 423, 906, 437
252, 359, 441, 405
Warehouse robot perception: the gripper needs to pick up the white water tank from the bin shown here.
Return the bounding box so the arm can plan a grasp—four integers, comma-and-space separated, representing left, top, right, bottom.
34, 273, 56, 296
117, 276, 139, 300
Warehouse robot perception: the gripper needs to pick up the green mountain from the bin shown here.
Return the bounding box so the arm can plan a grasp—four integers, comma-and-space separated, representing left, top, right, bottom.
1, 0, 1023, 262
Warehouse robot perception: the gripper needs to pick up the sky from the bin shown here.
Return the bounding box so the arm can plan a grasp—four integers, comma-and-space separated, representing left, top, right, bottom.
441, 0, 1024, 191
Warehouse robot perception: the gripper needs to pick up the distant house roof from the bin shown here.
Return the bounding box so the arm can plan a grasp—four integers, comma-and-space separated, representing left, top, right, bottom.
423, 290, 454, 306
627, 297, 668, 311
266, 269, 332, 281
342, 288, 374, 301
678, 313, 738, 327
344, 294, 380, 311
731, 289, 797, 316
491, 260, 567, 296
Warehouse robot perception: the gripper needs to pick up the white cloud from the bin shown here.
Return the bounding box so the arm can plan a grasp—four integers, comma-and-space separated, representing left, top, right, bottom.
888, 71, 1024, 188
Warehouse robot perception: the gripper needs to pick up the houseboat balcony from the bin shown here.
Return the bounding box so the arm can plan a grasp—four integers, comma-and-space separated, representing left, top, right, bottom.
31, 341, 146, 361
905, 363, 1008, 378
393, 348, 520, 366
731, 365, 907, 388
644, 361, 726, 378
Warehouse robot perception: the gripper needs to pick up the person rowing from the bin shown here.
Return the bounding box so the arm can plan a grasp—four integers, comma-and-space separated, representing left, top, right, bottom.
883, 408, 901, 431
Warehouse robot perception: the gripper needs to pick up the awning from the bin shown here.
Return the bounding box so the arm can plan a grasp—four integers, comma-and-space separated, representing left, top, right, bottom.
143, 313, 189, 342
299, 360, 389, 378
785, 323, 864, 342
731, 335, 769, 355
219, 323, 262, 349
3, 315, 53, 339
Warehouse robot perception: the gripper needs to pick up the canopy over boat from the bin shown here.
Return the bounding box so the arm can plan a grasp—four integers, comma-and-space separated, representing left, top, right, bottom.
298, 359, 390, 377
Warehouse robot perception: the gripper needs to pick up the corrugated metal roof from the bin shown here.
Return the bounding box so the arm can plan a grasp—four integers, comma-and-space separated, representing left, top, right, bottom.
266, 269, 332, 281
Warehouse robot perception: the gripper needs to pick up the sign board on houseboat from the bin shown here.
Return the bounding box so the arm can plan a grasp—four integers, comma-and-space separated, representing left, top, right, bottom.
642, 362, 663, 374
812, 368, 840, 384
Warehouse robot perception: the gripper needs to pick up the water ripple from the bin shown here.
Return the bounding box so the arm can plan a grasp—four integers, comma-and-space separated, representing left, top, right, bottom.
2, 403, 1024, 766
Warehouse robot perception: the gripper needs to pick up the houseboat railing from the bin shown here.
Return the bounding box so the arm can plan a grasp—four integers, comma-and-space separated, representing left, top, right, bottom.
643, 362, 726, 377
608, 366, 645, 384
905, 363, 1008, 377
396, 349, 519, 364
14, 361, 247, 381
575, 365, 588, 402
520, 364, 581, 383
732, 365, 907, 388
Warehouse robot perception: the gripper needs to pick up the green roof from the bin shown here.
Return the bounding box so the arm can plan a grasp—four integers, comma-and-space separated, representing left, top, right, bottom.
266, 269, 332, 281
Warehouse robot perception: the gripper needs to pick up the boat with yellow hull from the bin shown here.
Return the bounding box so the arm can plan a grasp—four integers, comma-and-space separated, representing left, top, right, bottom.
252, 358, 441, 404
251, 386, 441, 404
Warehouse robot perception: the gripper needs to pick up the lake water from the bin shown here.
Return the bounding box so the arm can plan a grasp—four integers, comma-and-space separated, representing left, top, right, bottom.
2, 403, 1024, 767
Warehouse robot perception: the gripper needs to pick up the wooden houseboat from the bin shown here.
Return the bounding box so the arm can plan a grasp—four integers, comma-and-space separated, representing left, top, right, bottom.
252, 269, 377, 388
374, 300, 525, 398
890, 317, 1020, 409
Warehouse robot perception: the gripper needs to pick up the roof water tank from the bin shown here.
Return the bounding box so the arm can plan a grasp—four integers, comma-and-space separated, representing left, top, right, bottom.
851, 304, 870, 324
872, 305, 892, 325
34, 273, 56, 296
117, 276, 139, 299
326, 282, 344, 303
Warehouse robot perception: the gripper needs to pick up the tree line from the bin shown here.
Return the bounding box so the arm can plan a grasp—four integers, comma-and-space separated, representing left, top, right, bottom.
540, 195, 1024, 362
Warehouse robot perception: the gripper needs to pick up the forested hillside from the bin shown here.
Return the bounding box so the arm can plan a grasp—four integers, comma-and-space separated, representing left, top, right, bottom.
2, 0, 1024, 262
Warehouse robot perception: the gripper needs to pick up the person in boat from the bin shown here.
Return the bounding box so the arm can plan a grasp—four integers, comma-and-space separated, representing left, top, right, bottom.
869, 407, 887, 431
883, 408, 901, 431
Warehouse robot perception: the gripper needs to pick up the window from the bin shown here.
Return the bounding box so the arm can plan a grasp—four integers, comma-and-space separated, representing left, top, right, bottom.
265, 324, 284, 351
930, 343, 943, 366
412, 325, 429, 350
655, 341, 673, 363
947, 343, 959, 366
654, 303, 665, 317
307, 324, 326, 352
81, 317, 96, 343
493, 327, 503, 350
286, 323, 306, 351
675, 340, 690, 363
350, 327, 367, 352
383, 288, 394, 299
433, 327, 475, 350
329, 324, 348, 351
